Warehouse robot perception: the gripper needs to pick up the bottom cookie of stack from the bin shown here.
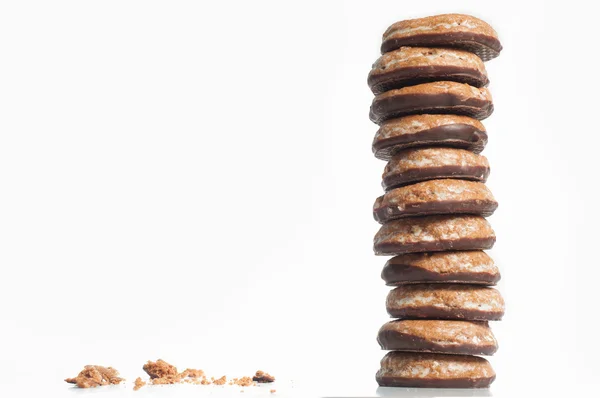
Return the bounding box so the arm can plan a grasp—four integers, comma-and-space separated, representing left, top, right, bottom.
376, 352, 495, 388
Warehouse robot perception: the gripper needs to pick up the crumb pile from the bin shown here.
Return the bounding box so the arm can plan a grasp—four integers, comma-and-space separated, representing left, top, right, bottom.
65, 365, 124, 388
65, 359, 275, 391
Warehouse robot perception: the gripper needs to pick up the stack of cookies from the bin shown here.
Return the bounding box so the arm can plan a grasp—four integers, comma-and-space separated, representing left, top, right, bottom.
367, 14, 505, 389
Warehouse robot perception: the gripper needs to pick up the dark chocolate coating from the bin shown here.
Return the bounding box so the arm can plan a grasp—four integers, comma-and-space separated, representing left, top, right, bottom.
373, 123, 488, 160
382, 165, 490, 191
381, 32, 502, 62
376, 375, 496, 388
387, 305, 504, 321
370, 93, 494, 124
368, 65, 489, 95
375, 237, 495, 256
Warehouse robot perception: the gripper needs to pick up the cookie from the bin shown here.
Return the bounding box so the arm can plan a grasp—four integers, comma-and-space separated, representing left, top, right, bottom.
376, 352, 495, 388
374, 179, 497, 223
382, 147, 490, 190
372, 115, 487, 160
374, 215, 495, 255
380, 14, 502, 61
381, 251, 500, 286
368, 47, 488, 94
386, 284, 504, 321
377, 319, 498, 355
369, 81, 493, 124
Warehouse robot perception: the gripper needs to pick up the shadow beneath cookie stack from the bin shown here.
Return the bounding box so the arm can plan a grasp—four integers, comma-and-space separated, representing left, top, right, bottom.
367, 13, 504, 390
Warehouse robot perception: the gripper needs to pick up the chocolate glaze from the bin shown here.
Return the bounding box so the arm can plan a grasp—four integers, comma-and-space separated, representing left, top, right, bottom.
387, 305, 504, 321
373, 124, 488, 160
368, 65, 489, 95
376, 375, 496, 388
381, 262, 500, 286
382, 165, 490, 190
377, 330, 497, 356
373, 199, 498, 223
370, 93, 493, 124
374, 237, 496, 255
381, 32, 503, 61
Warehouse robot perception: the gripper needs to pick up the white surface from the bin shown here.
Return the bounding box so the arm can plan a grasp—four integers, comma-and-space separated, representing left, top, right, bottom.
0, 1, 598, 397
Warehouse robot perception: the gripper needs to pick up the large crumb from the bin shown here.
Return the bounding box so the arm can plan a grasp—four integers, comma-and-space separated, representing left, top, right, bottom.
253, 370, 275, 383
133, 377, 146, 391
213, 375, 227, 385
234, 376, 254, 387
65, 365, 124, 388
270, 389, 276, 393
143, 359, 178, 379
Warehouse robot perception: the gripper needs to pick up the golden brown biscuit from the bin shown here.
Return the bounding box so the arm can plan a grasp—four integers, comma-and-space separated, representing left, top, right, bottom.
381, 14, 502, 61
368, 47, 488, 94
369, 81, 493, 124
376, 351, 496, 388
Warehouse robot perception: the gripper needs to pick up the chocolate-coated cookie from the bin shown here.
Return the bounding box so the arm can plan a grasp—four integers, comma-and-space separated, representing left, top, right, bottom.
368, 47, 488, 94
377, 319, 498, 355
386, 284, 505, 321
381, 14, 502, 61
374, 215, 495, 255
372, 115, 488, 160
382, 147, 490, 190
376, 352, 496, 388
374, 179, 497, 223
369, 81, 493, 124
381, 251, 500, 286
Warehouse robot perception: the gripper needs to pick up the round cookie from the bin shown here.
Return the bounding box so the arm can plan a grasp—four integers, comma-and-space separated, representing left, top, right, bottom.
369, 81, 493, 124
373, 179, 497, 223
372, 115, 488, 160
377, 319, 498, 355
386, 284, 505, 321
380, 14, 502, 61
381, 251, 500, 286
374, 215, 495, 255
368, 47, 489, 94
382, 147, 490, 190
376, 352, 496, 388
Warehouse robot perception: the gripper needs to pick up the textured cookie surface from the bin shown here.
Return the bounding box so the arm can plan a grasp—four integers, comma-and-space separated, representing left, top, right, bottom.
372, 114, 487, 160
377, 319, 498, 355
386, 284, 505, 321
374, 179, 497, 223
374, 215, 495, 255
368, 47, 488, 94
369, 81, 493, 124
376, 351, 496, 388
382, 147, 490, 190
381, 251, 500, 286
381, 14, 502, 61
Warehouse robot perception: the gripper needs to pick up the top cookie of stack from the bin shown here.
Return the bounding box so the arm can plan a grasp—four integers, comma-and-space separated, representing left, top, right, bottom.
367, 14, 504, 390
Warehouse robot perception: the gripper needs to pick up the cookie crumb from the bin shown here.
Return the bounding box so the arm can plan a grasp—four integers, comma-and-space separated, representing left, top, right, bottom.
181, 368, 204, 378
143, 359, 178, 379
213, 375, 227, 385
234, 376, 254, 387
65, 365, 124, 388
270, 389, 276, 393
133, 377, 146, 391
253, 370, 275, 383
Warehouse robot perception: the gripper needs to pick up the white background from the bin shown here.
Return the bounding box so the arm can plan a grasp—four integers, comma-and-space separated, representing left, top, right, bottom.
1, 1, 598, 397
